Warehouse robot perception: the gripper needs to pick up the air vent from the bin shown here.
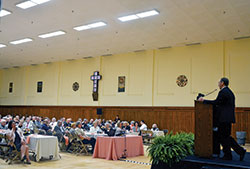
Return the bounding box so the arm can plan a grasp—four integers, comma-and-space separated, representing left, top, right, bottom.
44, 62, 52, 64
134, 49, 146, 53
31, 64, 38, 66
83, 56, 93, 59
67, 59, 75, 61
13, 66, 20, 68
158, 46, 172, 50
102, 54, 112, 57
186, 42, 201, 46
234, 36, 250, 40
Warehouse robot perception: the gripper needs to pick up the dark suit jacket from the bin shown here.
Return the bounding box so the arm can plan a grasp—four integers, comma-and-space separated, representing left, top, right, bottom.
54, 125, 65, 135
103, 128, 116, 136
203, 87, 236, 124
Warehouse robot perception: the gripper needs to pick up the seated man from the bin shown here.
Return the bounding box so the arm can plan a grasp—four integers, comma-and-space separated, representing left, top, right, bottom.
53, 120, 66, 142
89, 120, 102, 133
103, 123, 116, 136
151, 124, 159, 131
0, 120, 8, 130
41, 119, 52, 135
22, 117, 34, 135
123, 121, 131, 131
82, 119, 90, 131
34, 117, 42, 129
75, 121, 96, 154
66, 123, 77, 152
64, 118, 72, 128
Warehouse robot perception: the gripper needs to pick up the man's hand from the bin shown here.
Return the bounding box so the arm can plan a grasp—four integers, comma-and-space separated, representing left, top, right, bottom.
198, 97, 204, 102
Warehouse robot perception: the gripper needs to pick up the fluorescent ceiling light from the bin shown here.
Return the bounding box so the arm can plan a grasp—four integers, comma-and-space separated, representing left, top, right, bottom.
88, 22, 106, 28
16, 1, 37, 9
74, 25, 91, 31
136, 10, 159, 18
118, 10, 159, 22
10, 38, 33, 45
74, 22, 106, 31
31, 0, 51, 4
38, 31, 66, 38
118, 15, 139, 22
0, 9, 12, 17
0, 44, 7, 48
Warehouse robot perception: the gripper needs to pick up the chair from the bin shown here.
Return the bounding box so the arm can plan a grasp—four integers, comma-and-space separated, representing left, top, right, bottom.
163, 129, 168, 135
66, 130, 80, 154
75, 138, 89, 156
5, 138, 21, 165
141, 130, 154, 145
0, 133, 10, 160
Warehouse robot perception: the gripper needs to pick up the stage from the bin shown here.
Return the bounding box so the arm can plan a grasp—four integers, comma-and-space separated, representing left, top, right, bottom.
183, 151, 250, 169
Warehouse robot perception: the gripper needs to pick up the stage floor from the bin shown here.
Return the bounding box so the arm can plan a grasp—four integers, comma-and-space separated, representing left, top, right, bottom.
184, 151, 250, 169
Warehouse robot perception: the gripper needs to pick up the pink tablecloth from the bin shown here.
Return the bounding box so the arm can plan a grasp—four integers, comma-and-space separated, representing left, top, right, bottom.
93, 135, 144, 160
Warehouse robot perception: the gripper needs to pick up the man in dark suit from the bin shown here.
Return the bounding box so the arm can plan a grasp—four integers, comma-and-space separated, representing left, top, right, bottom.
53, 120, 66, 142
199, 77, 246, 161
103, 123, 116, 136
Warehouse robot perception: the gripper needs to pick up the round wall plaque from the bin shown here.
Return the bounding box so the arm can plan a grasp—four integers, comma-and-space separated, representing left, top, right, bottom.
176, 75, 188, 87
72, 82, 79, 91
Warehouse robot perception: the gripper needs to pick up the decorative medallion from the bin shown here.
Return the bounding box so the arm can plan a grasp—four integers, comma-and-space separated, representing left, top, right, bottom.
176, 75, 188, 87
72, 82, 79, 91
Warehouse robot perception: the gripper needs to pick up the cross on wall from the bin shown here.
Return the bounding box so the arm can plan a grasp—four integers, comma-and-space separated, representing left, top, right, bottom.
90, 71, 102, 101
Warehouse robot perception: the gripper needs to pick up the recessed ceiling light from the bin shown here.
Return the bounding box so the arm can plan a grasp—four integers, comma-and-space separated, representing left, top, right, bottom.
118, 15, 139, 22
74, 22, 107, 31
31, 0, 51, 4
16, 1, 37, 9
136, 10, 159, 18
38, 31, 66, 38
0, 44, 7, 48
0, 9, 12, 17
10, 38, 33, 45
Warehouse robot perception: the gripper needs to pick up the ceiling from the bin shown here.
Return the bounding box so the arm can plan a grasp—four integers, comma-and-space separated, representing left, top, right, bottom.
0, 0, 250, 68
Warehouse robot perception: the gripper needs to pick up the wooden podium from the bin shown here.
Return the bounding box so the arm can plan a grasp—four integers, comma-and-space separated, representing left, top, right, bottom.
194, 100, 213, 158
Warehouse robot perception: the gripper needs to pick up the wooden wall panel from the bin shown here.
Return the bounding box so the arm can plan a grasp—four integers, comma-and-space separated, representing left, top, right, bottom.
0, 106, 249, 142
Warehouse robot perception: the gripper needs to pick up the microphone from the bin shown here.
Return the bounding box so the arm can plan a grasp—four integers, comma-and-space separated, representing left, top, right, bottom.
204, 89, 217, 97
196, 89, 217, 100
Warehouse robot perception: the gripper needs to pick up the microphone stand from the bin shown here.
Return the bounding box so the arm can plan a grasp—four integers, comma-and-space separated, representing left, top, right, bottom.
120, 131, 127, 159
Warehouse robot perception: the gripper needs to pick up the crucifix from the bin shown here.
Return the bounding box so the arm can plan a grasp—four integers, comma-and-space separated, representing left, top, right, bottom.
90, 71, 102, 101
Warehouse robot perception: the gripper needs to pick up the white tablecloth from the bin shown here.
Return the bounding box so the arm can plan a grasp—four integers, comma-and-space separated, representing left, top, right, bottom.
28, 135, 59, 162
85, 132, 107, 139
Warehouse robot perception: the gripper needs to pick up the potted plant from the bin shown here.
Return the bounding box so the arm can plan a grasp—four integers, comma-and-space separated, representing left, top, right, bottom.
148, 132, 194, 169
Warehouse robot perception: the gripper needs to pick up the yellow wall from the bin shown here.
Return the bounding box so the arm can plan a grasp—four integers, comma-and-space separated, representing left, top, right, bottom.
0, 39, 249, 107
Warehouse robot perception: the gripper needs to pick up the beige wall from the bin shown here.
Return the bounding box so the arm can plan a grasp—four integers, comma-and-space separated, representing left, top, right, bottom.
0, 39, 249, 107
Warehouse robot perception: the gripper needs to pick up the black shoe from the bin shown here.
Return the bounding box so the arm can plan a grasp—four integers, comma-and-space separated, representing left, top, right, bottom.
240, 149, 246, 161
25, 161, 31, 165
221, 156, 232, 161
21, 155, 26, 162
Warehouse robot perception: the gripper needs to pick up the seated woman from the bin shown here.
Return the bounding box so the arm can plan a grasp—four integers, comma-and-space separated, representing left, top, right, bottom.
132, 121, 140, 132
114, 122, 123, 136
89, 120, 102, 134
7, 120, 31, 164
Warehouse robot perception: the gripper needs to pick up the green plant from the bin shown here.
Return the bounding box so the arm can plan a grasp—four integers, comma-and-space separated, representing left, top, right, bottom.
147, 132, 194, 167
